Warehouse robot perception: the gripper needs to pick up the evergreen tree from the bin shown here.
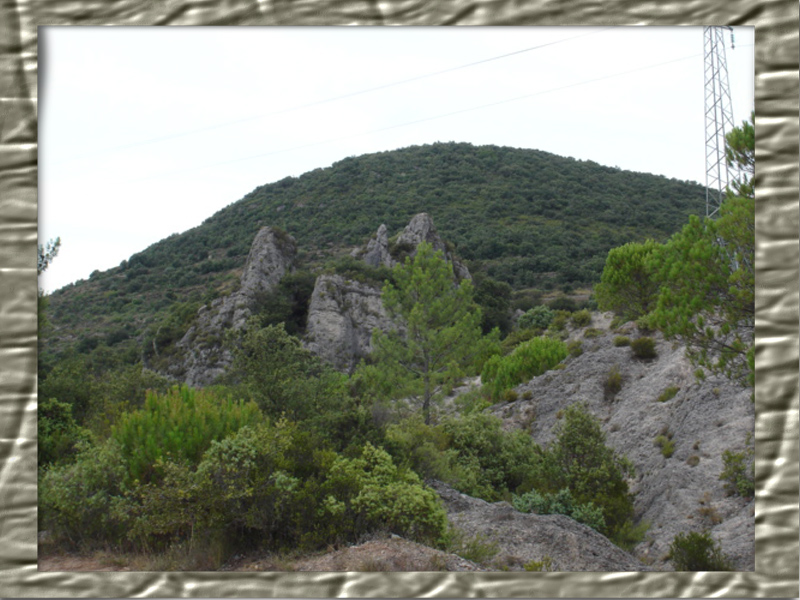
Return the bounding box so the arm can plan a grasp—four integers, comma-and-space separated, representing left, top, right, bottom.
367, 242, 496, 424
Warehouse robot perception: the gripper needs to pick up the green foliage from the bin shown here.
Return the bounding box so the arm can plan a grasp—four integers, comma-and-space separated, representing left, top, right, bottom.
324, 442, 449, 545
566, 340, 583, 357
39, 440, 133, 548
524, 556, 553, 572
645, 192, 754, 386
603, 365, 623, 400
540, 403, 635, 538
444, 528, 500, 566
38, 237, 61, 275
610, 518, 650, 552
657, 385, 680, 403
720, 434, 755, 498
570, 309, 592, 328
669, 530, 733, 571
366, 242, 498, 423
142, 300, 202, 368
224, 320, 349, 426
111, 385, 262, 485
583, 327, 603, 338
250, 270, 317, 335
472, 273, 513, 335
513, 488, 605, 532
631, 337, 657, 359
613, 336, 631, 347
725, 111, 755, 200
38, 397, 92, 468
517, 305, 554, 331
595, 239, 662, 321
481, 336, 568, 400
654, 435, 675, 458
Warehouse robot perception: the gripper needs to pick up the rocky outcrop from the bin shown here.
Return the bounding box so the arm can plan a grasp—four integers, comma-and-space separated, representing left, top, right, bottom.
304, 274, 392, 373
488, 313, 755, 571
309, 213, 470, 372
176, 227, 296, 386
430, 480, 649, 571
358, 223, 394, 269
351, 213, 471, 280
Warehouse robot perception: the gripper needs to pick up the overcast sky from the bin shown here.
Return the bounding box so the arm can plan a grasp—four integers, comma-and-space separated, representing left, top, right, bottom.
38, 26, 754, 293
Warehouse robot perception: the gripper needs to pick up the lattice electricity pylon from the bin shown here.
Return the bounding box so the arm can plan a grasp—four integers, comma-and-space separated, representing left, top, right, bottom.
703, 26, 735, 219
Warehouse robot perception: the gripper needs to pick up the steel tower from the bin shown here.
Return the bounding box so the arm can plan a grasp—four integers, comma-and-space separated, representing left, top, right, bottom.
703, 26, 735, 219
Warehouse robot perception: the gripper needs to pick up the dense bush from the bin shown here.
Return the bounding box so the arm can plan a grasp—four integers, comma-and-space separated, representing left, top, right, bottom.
111, 386, 263, 485
38, 397, 92, 468
538, 404, 635, 538
631, 337, 657, 359
613, 335, 631, 347
570, 309, 592, 328
517, 305, 554, 331
513, 488, 605, 532
39, 440, 133, 548
481, 337, 568, 399
669, 531, 733, 571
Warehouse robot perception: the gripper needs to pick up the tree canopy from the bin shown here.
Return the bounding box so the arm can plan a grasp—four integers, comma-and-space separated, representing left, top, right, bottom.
360, 242, 498, 424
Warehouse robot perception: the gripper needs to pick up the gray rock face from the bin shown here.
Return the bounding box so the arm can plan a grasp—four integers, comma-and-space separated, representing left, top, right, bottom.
359, 224, 393, 269
304, 274, 392, 373
176, 227, 296, 386
308, 213, 470, 371
351, 214, 471, 280
488, 313, 755, 571
430, 480, 649, 571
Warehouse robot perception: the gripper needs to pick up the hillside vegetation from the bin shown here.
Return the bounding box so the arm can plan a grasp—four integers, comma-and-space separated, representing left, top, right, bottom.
38, 124, 755, 572
43, 142, 704, 366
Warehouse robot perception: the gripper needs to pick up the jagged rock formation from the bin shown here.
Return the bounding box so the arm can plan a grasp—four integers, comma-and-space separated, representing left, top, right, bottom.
351, 213, 471, 280
303, 274, 392, 373
308, 213, 469, 371
175, 227, 297, 386
430, 480, 649, 571
358, 223, 394, 269
488, 313, 755, 571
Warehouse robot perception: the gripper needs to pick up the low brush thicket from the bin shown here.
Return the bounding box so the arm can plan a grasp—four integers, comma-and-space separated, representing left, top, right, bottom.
481, 337, 568, 400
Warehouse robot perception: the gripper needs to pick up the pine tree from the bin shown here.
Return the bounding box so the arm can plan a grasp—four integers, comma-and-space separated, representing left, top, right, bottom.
368, 242, 496, 424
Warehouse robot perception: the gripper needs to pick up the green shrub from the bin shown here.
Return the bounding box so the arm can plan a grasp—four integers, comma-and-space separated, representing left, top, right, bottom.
583, 327, 603, 338
570, 309, 592, 328
654, 435, 675, 458
720, 434, 755, 498
669, 531, 733, 571
502, 388, 519, 403
657, 385, 680, 403
610, 518, 650, 552
324, 443, 449, 545
517, 305, 554, 331
567, 340, 583, 357
542, 404, 635, 538
38, 397, 92, 468
631, 337, 657, 359
613, 336, 631, 347
524, 556, 553, 571
481, 337, 568, 399
687, 455, 700, 467
444, 528, 500, 566
547, 311, 570, 332
603, 365, 623, 400
111, 385, 263, 485
39, 440, 133, 548
513, 488, 605, 532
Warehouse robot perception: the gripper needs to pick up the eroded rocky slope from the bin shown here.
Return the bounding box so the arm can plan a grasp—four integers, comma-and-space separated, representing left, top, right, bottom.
488, 314, 755, 570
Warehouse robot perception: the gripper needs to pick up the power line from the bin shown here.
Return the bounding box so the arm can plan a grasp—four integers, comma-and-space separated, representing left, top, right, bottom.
124, 51, 701, 185
53, 28, 611, 167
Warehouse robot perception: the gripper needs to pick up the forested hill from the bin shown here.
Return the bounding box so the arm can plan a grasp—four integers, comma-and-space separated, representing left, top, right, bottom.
45, 142, 704, 359
201, 142, 704, 287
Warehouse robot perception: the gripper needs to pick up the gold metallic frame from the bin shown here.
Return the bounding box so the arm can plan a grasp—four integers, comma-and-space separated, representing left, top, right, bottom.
1, 1, 797, 597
